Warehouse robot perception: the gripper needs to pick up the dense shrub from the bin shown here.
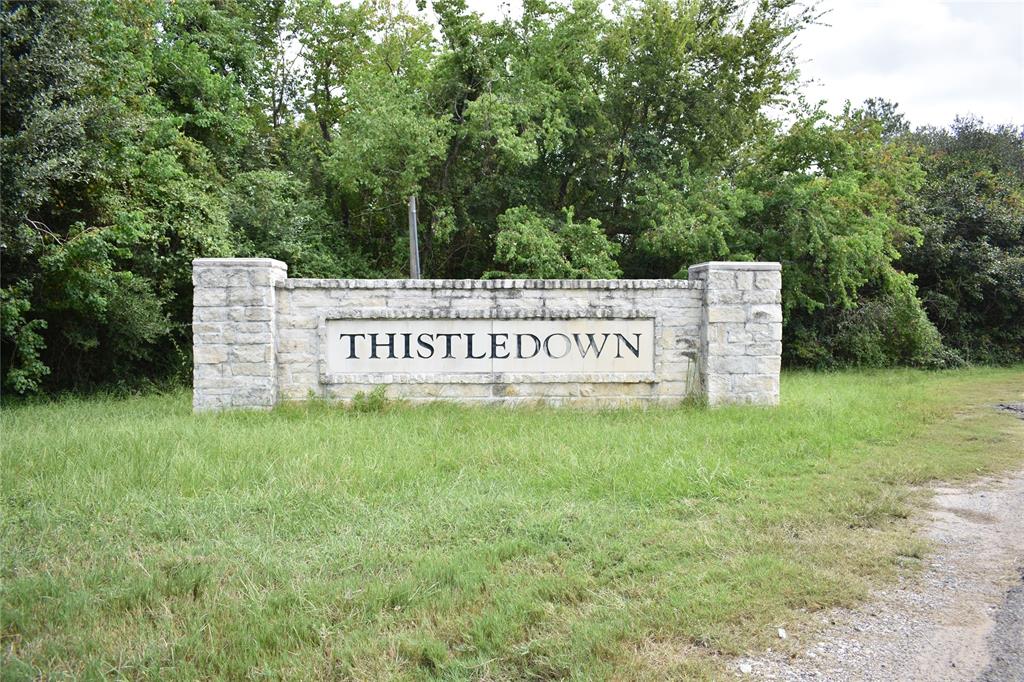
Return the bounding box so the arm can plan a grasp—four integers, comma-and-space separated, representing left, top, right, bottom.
898, 120, 1024, 363
488, 207, 621, 279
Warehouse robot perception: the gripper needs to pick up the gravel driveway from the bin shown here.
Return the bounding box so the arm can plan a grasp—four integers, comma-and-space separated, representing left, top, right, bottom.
734, 469, 1024, 681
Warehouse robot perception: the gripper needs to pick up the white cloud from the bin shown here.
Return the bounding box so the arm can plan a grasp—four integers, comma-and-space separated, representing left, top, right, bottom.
795, 0, 1023, 126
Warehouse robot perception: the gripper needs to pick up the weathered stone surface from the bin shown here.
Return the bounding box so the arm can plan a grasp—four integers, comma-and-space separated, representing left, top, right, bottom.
688, 261, 782, 407
192, 259, 780, 410
192, 258, 287, 412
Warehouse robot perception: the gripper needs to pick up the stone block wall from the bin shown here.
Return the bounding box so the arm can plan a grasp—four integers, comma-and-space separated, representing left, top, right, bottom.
192, 258, 781, 411
276, 278, 702, 407
688, 262, 782, 406
192, 258, 287, 411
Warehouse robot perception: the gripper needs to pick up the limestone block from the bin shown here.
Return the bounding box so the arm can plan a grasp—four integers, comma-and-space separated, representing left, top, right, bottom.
277, 338, 309, 353
741, 288, 782, 305
195, 307, 230, 322
230, 362, 275, 377
753, 356, 782, 374
333, 292, 388, 308
707, 355, 759, 374
746, 322, 783, 342
194, 288, 227, 307
731, 374, 779, 399
692, 261, 781, 407
662, 348, 696, 364
194, 333, 224, 345
192, 258, 287, 412
229, 287, 273, 307
706, 306, 748, 323
746, 342, 782, 356
192, 322, 223, 335
748, 305, 783, 323
231, 387, 276, 408
726, 329, 755, 344
655, 381, 692, 397
755, 271, 782, 290
193, 363, 224, 380
277, 351, 314, 365
194, 392, 232, 412
249, 269, 284, 287
705, 289, 746, 305
708, 270, 738, 287
513, 382, 581, 398
288, 290, 333, 307
193, 268, 228, 288
232, 345, 271, 363
705, 373, 731, 397
226, 270, 252, 287
194, 345, 229, 364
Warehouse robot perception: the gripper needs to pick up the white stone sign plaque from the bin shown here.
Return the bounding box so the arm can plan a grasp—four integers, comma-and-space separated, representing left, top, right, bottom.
324, 318, 655, 375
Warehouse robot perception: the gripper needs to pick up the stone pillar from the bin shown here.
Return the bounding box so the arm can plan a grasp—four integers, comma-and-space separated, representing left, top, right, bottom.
192, 258, 287, 412
689, 261, 782, 406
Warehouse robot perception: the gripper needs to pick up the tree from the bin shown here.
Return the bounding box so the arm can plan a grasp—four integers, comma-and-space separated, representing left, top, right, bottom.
900, 119, 1024, 362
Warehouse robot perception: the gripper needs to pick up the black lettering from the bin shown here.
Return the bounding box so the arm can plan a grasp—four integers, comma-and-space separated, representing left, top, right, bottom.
573, 333, 611, 358
435, 333, 460, 359
465, 333, 486, 359
338, 333, 365, 359
614, 333, 641, 359
369, 332, 396, 359
401, 333, 413, 359
516, 333, 541, 359
544, 333, 571, 359
416, 333, 434, 359
490, 333, 510, 359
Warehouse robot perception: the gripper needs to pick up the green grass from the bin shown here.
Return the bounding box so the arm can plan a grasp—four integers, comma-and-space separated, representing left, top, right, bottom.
2, 369, 1022, 680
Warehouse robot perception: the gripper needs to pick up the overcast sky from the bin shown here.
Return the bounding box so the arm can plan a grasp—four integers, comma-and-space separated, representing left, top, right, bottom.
463, 0, 1024, 128
798, 0, 1023, 126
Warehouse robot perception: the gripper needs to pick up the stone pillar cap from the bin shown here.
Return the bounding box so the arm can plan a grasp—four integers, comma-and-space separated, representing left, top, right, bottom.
688, 261, 781, 272
193, 258, 288, 269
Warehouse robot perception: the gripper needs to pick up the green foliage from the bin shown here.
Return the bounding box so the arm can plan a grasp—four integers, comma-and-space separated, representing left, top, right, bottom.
225, 170, 352, 278
634, 170, 757, 274
632, 105, 946, 368
831, 286, 949, 368
0, 283, 49, 393
734, 110, 947, 367
350, 385, 391, 413
2, 0, 1022, 393
1, 0, 233, 393
489, 206, 621, 278
898, 119, 1024, 363
491, 207, 568, 278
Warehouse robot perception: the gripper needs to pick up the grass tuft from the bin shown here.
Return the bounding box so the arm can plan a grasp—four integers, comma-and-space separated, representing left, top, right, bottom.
2, 368, 1022, 679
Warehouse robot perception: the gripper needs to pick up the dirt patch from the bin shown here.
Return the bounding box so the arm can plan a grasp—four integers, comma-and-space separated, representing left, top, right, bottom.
979, 565, 1024, 682
995, 403, 1024, 420
734, 471, 1024, 681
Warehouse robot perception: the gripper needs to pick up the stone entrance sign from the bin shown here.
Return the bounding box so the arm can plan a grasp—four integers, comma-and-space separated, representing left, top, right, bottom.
192, 259, 781, 411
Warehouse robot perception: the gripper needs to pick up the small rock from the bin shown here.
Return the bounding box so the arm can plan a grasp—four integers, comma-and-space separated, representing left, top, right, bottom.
778, 627, 787, 639
739, 663, 753, 674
